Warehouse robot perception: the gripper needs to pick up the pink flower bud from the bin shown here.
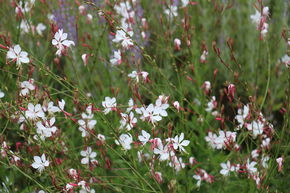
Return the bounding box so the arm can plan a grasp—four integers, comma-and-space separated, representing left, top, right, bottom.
227, 83, 236, 101
78, 5, 86, 15
276, 157, 283, 172
174, 38, 181, 51
81, 54, 89, 66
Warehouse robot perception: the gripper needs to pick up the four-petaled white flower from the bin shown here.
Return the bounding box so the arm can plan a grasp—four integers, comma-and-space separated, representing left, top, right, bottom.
168, 156, 185, 172
235, 104, 249, 130
52, 29, 75, 56
31, 154, 49, 172
35, 117, 57, 140
128, 71, 149, 83
7, 45, 29, 69
164, 5, 178, 19
126, 98, 134, 112
172, 132, 190, 153
112, 30, 134, 49
115, 133, 133, 150
110, 50, 122, 65
246, 159, 257, 174
102, 97, 117, 114
114, 2, 134, 20
58, 99, 66, 111
78, 105, 97, 137
220, 161, 235, 176
247, 120, 264, 138
19, 79, 35, 96
80, 147, 97, 164
43, 101, 61, 114
153, 141, 173, 161
36, 23, 46, 36
119, 112, 137, 131
138, 130, 151, 145
205, 96, 217, 112
25, 103, 45, 120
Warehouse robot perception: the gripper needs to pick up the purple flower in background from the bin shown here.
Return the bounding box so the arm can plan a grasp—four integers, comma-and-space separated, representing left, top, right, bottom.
172, 0, 179, 7
129, 1, 150, 64
52, 0, 78, 43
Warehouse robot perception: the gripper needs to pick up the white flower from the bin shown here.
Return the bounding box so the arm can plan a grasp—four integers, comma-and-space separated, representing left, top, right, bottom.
250, 10, 262, 25
128, 71, 149, 83
188, 157, 195, 165
220, 161, 235, 176
126, 98, 134, 112
205, 96, 217, 112
193, 174, 202, 187
261, 155, 270, 168
110, 50, 122, 65
112, 30, 134, 49
153, 142, 173, 161
25, 103, 45, 120
205, 131, 237, 150
52, 29, 75, 56
36, 23, 46, 36
251, 149, 259, 159
82, 54, 89, 66
19, 79, 35, 96
235, 104, 250, 130
19, 20, 30, 33
78, 105, 97, 137
43, 101, 61, 114
15, 0, 35, 14
138, 130, 151, 145
0, 89, 4, 98
250, 7, 269, 37
203, 81, 211, 92
136, 105, 162, 124
276, 157, 283, 172
87, 14, 93, 23
155, 99, 169, 117
281, 54, 290, 68
65, 183, 74, 191
58, 99, 65, 111
164, 5, 178, 19
47, 13, 55, 21
136, 98, 169, 125
247, 120, 264, 138
141, 71, 149, 80
168, 156, 185, 172
246, 159, 257, 174
97, 134, 106, 142
128, 71, 138, 80
36, 117, 57, 140
80, 147, 97, 164
173, 101, 180, 111
172, 133, 190, 153
102, 97, 117, 114
200, 50, 208, 62
261, 137, 270, 148
181, 0, 190, 7
119, 112, 137, 131
115, 133, 133, 150
78, 119, 97, 137
174, 38, 181, 50
31, 154, 49, 172
6, 45, 29, 68
114, 2, 134, 19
